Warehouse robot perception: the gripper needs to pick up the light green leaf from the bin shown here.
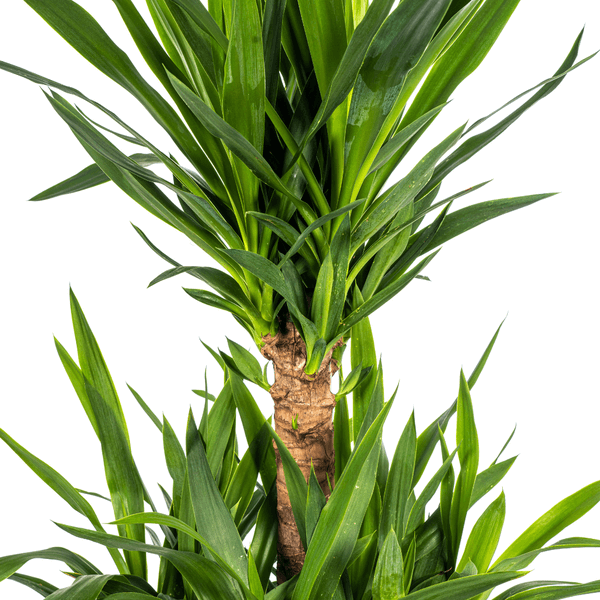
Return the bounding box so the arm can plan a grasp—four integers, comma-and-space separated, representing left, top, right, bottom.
493, 481, 600, 567
458, 491, 506, 573
450, 370, 479, 559
373, 530, 403, 600
185, 411, 248, 585
380, 412, 416, 549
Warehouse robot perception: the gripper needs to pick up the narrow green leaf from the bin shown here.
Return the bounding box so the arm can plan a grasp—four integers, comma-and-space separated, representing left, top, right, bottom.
338, 364, 373, 397
415, 194, 557, 256
350, 287, 377, 444
222, 0, 265, 223
405, 447, 459, 538
14, 2, 211, 176
341, 0, 452, 208
44, 574, 114, 600
230, 374, 277, 491
55, 524, 243, 600
296, 0, 347, 95
169, 0, 229, 50
306, 465, 327, 545
339, 251, 439, 336
471, 456, 517, 509
185, 411, 248, 585
311, 214, 351, 341
425, 31, 592, 196
401, 0, 520, 133
380, 412, 416, 549
168, 71, 296, 199
407, 572, 526, 600
0, 548, 100, 583
127, 385, 163, 433
334, 395, 352, 481
493, 481, 600, 567
250, 483, 278, 589
505, 581, 600, 600
491, 537, 600, 573
450, 370, 479, 559
28, 154, 160, 201
373, 530, 404, 600
458, 491, 506, 573
269, 424, 309, 550
368, 105, 448, 176
0, 429, 126, 574
7, 573, 58, 597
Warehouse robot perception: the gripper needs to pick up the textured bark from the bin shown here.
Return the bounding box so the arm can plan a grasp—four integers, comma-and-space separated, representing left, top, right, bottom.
261, 322, 340, 583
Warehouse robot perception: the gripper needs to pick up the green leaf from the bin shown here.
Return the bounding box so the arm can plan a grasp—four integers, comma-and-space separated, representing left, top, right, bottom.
44, 574, 115, 600
0, 548, 100, 583
299, 0, 395, 145
162, 416, 186, 513
185, 411, 248, 585
401, 0, 520, 133
438, 426, 455, 558
205, 380, 237, 479
341, 0, 453, 207
250, 483, 278, 589
339, 250, 439, 336
306, 465, 327, 545
230, 374, 277, 491
222, 0, 265, 222
373, 530, 403, 600
333, 395, 352, 480
292, 400, 393, 600
7, 573, 58, 597
169, 0, 229, 50
491, 537, 600, 573
380, 412, 416, 549
55, 524, 244, 600
450, 370, 479, 559
415, 194, 557, 256
367, 104, 448, 176
279, 198, 366, 266
425, 31, 592, 196
296, 0, 346, 96
0, 429, 127, 574
503, 582, 600, 600
28, 154, 160, 201
352, 124, 464, 248
16, 1, 210, 174
458, 491, 506, 573
471, 456, 517, 508
226, 339, 269, 390
268, 424, 309, 550
407, 572, 526, 600
337, 364, 373, 397
350, 287, 377, 444
311, 215, 351, 341
405, 447, 459, 538
493, 480, 600, 567
168, 71, 296, 199
127, 385, 163, 433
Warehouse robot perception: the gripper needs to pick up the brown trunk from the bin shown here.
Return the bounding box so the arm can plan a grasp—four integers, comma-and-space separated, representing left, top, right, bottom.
261, 322, 339, 583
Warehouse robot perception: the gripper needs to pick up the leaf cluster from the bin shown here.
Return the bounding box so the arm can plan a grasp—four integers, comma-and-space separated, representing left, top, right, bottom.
1, 0, 595, 372
2, 294, 600, 600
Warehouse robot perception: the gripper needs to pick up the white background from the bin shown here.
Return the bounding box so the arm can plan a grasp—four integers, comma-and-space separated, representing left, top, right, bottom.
1, 0, 599, 597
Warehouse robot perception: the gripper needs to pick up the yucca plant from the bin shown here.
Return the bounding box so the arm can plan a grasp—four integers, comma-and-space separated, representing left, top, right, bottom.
1, 0, 599, 598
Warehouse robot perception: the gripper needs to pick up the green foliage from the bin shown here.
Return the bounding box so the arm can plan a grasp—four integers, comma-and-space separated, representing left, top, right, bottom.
2, 0, 593, 372
2, 297, 599, 599
1, 1, 598, 599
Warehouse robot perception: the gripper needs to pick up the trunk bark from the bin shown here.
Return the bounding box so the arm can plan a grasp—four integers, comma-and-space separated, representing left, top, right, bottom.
261, 322, 339, 583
